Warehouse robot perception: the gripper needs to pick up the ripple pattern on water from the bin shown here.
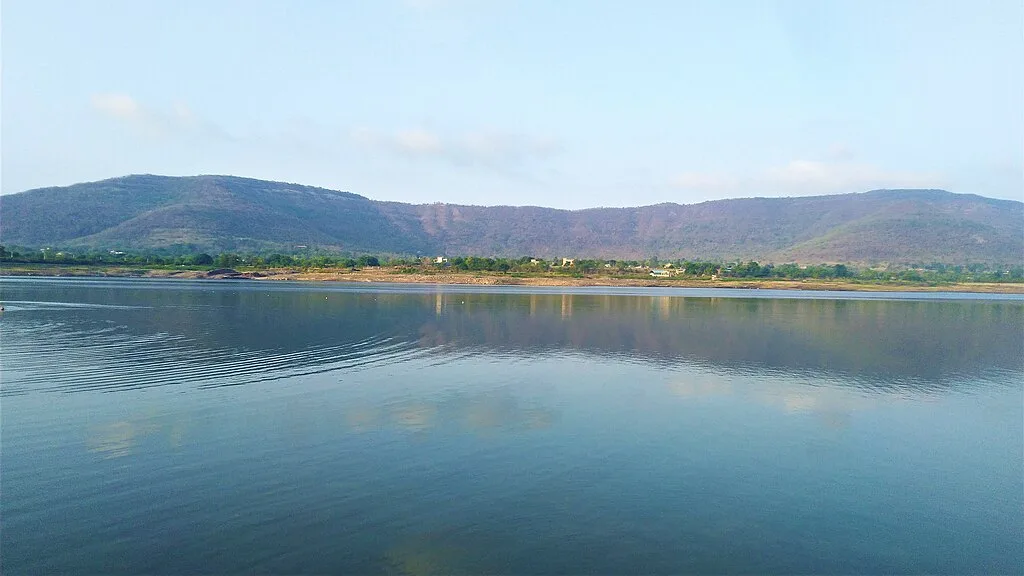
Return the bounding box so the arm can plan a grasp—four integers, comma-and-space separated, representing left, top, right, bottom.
3, 282, 1022, 398
1, 320, 427, 395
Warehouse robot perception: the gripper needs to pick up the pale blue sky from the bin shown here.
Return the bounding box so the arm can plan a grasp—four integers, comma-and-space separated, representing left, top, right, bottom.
3, 0, 1021, 207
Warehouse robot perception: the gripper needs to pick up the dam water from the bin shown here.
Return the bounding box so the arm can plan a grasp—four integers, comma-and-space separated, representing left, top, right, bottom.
2, 277, 1021, 574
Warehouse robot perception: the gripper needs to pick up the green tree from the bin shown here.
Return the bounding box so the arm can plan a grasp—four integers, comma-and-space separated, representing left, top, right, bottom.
265, 253, 293, 267
216, 253, 241, 268
190, 253, 214, 266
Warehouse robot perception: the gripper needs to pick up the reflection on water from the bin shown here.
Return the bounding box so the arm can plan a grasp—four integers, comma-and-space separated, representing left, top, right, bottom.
86, 412, 191, 459
345, 392, 556, 435
384, 533, 472, 576
86, 421, 154, 459
2, 280, 1021, 396
1, 278, 1021, 575
666, 369, 883, 432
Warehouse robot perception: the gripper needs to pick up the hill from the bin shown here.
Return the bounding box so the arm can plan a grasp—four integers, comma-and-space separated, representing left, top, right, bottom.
2, 174, 1021, 264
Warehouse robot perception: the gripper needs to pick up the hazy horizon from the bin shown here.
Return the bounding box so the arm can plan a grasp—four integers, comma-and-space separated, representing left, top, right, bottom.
3, 0, 1022, 208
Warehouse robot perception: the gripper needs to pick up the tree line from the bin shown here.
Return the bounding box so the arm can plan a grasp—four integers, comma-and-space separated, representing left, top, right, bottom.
1, 245, 1021, 283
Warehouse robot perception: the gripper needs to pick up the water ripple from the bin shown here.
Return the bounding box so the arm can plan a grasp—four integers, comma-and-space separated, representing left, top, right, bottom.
1, 320, 426, 395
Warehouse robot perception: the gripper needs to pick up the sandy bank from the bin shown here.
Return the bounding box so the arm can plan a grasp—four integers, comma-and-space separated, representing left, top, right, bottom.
3, 265, 1021, 293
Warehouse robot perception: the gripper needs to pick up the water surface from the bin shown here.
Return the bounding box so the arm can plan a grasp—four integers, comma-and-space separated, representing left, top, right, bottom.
2, 278, 1021, 574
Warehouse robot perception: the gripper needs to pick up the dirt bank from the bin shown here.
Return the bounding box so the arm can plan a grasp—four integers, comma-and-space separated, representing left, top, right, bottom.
3, 265, 1022, 293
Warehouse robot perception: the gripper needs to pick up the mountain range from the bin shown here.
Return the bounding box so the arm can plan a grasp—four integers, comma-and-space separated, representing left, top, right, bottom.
2, 174, 1021, 264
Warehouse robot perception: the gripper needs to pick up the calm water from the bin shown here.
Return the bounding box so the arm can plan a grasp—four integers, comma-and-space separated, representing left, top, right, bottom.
2, 278, 1021, 575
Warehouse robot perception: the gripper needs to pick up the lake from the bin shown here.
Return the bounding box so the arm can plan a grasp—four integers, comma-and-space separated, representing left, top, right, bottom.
1, 277, 1021, 574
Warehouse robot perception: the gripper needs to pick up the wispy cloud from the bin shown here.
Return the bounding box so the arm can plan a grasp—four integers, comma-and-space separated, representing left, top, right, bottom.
458, 132, 560, 169
90, 93, 232, 141
353, 127, 561, 177
672, 158, 945, 197
394, 129, 444, 154
400, 0, 481, 13
91, 93, 142, 120
401, 0, 450, 10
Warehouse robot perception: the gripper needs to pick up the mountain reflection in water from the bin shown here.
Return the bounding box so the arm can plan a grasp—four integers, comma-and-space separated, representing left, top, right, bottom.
2, 280, 1020, 396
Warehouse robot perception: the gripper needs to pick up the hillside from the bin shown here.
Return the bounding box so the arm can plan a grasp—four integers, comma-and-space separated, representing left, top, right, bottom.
2, 174, 1021, 264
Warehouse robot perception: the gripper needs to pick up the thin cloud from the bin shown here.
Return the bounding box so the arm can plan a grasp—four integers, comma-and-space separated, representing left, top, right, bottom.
400, 0, 479, 12
672, 159, 945, 197
395, 129, 443, 154
90, 93, 233, 142
353, 127, 561, 177
457, 133, 559, 169
401, 0, 449, 10
91, 93, 141, 120
766, 160, 945, 192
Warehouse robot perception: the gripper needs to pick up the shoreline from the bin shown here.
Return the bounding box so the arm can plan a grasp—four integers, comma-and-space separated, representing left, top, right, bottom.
2, 265, 1023, 293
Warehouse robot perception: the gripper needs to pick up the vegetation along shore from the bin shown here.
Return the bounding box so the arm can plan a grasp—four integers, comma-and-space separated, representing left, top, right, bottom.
2, 249, 1021, 293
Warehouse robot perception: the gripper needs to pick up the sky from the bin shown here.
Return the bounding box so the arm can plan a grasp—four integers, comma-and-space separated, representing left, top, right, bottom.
2, 0, 1022, 208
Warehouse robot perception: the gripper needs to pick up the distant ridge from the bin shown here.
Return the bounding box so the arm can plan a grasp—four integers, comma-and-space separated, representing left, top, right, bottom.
2, 174, 1021, 264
